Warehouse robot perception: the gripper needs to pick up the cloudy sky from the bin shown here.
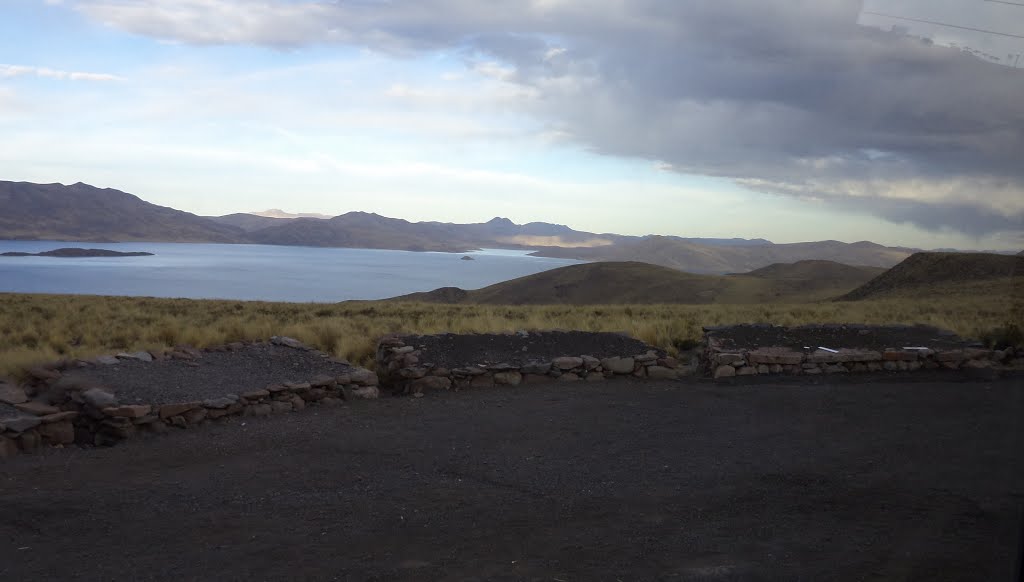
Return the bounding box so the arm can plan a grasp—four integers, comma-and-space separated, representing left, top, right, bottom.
2, 0, 1022, 249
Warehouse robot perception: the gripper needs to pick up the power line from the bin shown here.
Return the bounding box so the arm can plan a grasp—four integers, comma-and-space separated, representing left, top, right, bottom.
984, 0, 1024, 7
862, 10, 1024, 39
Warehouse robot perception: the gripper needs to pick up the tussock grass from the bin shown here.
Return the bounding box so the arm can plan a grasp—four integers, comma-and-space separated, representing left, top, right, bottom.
0, 292, 1019, 377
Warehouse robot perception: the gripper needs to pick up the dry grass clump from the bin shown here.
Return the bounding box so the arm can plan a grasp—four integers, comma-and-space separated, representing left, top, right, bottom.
0, 292, 1019, 377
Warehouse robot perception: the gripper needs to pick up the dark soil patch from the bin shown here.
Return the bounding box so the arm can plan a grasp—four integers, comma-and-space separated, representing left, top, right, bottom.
62, 343, 354, 404
401, 331, 660, 368
0, 402, 20, 418
706, 323, 973, 352
1, 376, 1022, 581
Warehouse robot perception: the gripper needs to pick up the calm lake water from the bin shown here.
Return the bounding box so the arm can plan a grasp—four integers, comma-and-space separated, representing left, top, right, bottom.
0, 241, 580, 302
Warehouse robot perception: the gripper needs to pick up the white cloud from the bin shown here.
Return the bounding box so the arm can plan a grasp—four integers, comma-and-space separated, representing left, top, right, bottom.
0, 64, 125, 82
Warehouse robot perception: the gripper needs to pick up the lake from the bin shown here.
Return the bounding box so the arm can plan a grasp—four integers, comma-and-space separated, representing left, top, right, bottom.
0, 241, 581, 302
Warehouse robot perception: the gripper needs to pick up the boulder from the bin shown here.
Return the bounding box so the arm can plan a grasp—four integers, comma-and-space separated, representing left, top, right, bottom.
635, 351, 659, 363
715, 353, 746, 366
493, 371, 523, 386
0, 383, 28, 405
557, 372, 581, 382
600, 357, 635, 374
310, 375, 336, 388
646, 366, 678, 380
290, 395, 306, 410
736, 366, 757, 376
242, 389, 270, 401
38, 421, 75, 445
714, 365, 736, 379
520, 362, 552, 375
411, 376, 452, 393
1, 415, 41, 433
581, 356, 601, 370
203, 397, 235, 409
349, 369, 378, 386
82, 388, 117, 409
183, 408, 208, 424
117, 351, 153, 362
353, 386, 380, 399
94, 355, 120, 366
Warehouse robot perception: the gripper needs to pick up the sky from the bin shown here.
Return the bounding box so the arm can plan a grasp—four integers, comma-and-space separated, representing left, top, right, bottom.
1, 0, 1022, 250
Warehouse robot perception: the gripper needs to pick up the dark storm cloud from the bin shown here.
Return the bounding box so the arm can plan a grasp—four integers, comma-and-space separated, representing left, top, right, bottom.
81, 0, 1024, 235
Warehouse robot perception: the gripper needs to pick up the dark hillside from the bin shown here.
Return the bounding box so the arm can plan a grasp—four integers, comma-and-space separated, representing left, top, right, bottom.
841, 252, 1024, 300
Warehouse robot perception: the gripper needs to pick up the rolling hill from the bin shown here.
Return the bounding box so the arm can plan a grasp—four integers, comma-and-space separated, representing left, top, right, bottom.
0, 181, 245, 243
840, 252, 1024, 301
530, 236, 916, 274
391, 260, 885, 305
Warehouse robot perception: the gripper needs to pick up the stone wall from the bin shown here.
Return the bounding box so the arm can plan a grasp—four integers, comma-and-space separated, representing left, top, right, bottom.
376, 332, 695, 396
0, 337, 379, 460
702, 325, 1022, 379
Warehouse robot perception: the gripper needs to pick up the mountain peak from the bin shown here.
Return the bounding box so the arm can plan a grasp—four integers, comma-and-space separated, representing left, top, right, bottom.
486, 217, 516, 226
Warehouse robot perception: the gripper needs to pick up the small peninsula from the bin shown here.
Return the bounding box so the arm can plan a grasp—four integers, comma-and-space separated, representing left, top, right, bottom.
1, 247, 154, 258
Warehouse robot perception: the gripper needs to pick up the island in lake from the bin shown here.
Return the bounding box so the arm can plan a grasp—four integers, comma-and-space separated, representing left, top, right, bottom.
1, 247, 154, 258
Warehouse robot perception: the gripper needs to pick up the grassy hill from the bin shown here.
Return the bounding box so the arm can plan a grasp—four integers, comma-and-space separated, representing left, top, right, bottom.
841, 252, 1024, 301
392, 260, 883, 305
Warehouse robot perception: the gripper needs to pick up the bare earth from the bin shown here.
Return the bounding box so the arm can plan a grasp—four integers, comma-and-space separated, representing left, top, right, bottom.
1, 375, 1022, 581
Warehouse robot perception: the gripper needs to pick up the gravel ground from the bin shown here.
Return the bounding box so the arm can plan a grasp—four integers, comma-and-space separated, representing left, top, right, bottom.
707, 323, 971, 352
1, 375, 1022, 581
60, 344, 354, 404
402, 331, 660, 368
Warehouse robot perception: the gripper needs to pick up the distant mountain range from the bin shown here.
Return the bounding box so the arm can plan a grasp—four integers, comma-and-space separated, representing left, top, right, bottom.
2, 180, 1016, 274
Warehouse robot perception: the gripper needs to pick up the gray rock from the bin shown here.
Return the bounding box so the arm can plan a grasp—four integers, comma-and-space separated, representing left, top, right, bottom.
519, 362, 552, 375
117, 351, 153, 362
353, 386, 380, 399
736, 366, 758, 376
581, 356, 601, 370
493, 371, 523, 386
82, 388, 118, 409
270, 336, 305, 349
94, 355, 120, 366
203, 397, 235, 409
349, 369, 378, 386
552, 357, 584, 370
646, 366, 678, 380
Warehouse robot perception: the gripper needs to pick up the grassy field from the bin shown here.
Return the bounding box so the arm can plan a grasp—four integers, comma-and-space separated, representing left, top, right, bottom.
1, 292, 1020, 378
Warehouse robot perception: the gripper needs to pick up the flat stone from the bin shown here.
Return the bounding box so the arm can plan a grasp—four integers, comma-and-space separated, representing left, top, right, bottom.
102, 404, 152, 418
553, 357, 584, 370
393, 345, 415, 355
270, 401, 293, 413
28, 367, 61, 382
117, 351, 153, 362
0, 384, 28, 405
40, 411, 78, 423
242, 389, 270, 400
203, 397, 235, 409
493, 371, 523, 386
82, 388, 118, 409
600, 357, 635, 374
485, 363, 517, 371
581, 356, 601, 370
736, 366, 757, 376
715, 353, 747, 366
635, 351, 659, 363
158, 402, 201, 419
747, 349, 803, 366
14, 401, 59, 416
1, 415, 42, 433
94, 355, 121, 366
557, 372, 581, 382
882, 350, 918, 362
266, 384, 289, 394
398, 367, 428, 380
714, 365, 736, 379
657, 357, 680, 369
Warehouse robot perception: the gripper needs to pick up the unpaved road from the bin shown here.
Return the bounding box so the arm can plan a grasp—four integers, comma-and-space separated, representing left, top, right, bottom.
2, 375, 1023, 581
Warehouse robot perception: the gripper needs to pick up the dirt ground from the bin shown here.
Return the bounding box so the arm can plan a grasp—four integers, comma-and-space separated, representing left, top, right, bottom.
398, 331, 659, 368
2, 375, 1022, 581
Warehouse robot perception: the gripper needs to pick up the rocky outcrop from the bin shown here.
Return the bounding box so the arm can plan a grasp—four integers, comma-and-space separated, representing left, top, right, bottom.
0, 338, 378, 460
376, 332, 697, 396
701, 324, 1022, 379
